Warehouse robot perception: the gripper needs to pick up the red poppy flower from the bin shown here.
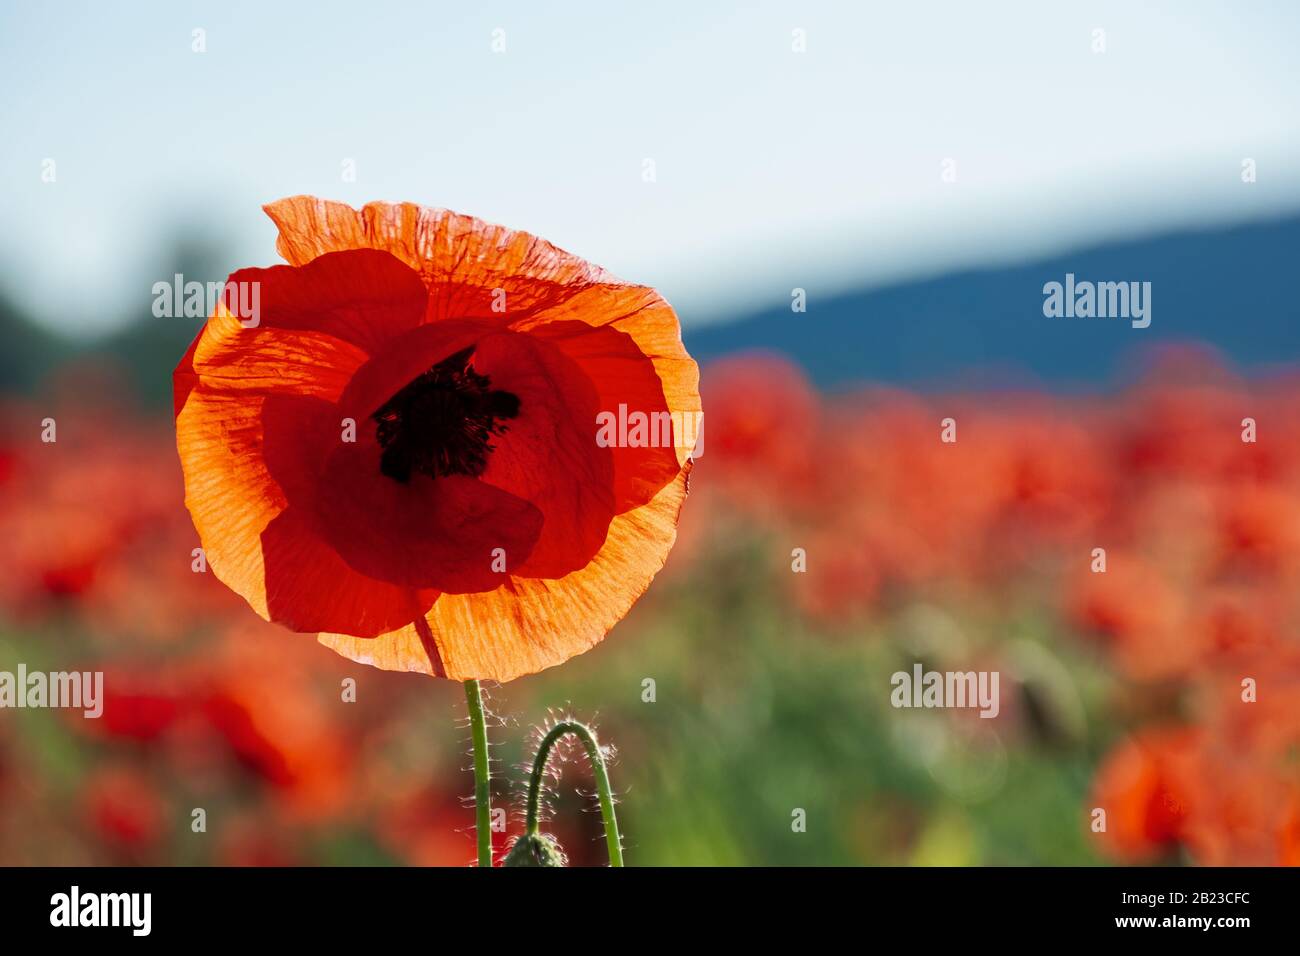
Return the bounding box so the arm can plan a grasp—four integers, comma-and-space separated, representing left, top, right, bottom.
83, 766, 168, 854
1089, 727, 1197, 862
174, 197, 698, 681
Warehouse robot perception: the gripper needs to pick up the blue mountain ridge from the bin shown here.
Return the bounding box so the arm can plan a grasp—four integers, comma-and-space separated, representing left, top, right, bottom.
682, 214, 1300, 391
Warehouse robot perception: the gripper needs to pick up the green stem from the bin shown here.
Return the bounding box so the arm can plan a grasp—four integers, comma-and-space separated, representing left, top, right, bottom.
463, 679, 493, 867
525, 720, 624, 867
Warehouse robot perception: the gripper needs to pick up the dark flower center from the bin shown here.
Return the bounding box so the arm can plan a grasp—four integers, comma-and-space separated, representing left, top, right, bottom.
371, 345, 520, 482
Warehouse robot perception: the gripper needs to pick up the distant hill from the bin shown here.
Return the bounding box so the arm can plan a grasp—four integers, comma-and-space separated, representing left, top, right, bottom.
0, 291, 63, 393
682, 215, 1300, 391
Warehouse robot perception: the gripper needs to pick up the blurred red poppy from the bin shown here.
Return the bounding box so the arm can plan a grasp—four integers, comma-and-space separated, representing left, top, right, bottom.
1090, 727, 1197, 862
83, 766, 168, 854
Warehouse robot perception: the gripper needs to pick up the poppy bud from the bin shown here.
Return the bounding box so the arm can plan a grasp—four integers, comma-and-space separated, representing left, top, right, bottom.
502, 832, 567, 867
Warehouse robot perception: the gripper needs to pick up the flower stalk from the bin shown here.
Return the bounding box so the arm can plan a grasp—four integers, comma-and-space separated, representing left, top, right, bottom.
463, 679, 493, 867
524, 720, 624, 867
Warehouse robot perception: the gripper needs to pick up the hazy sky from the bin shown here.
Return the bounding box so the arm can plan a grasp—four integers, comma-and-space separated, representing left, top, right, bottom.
2, 0, 1299, 334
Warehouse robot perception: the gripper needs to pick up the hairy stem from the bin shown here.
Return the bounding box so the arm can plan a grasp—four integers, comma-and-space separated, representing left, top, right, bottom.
463, 679, 493, 867
525, 720, 624, 867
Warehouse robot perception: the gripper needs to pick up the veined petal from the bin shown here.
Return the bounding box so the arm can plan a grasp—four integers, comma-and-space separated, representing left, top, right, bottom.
319, 463, 690, 681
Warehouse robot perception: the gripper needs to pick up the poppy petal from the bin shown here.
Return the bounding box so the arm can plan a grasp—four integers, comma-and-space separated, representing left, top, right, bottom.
226, 248, 428, 357
318, 463, 690, 681
314, 431, 545, 594
470, 329, 616, 578
260, 505, 437, 637
513, 285, 701, 471
529, 319, 681, 514
263, 196, 617, 319
189, 305, 367, 403
260, 393, 339, 508
175, 388, 282, 619
257, 394, 442, 634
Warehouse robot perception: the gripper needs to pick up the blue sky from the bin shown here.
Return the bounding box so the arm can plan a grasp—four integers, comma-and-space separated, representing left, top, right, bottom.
2, 0, 1299, 333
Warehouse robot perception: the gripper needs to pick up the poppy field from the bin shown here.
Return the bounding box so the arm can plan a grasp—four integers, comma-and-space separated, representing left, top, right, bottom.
2, 338, 1296, 866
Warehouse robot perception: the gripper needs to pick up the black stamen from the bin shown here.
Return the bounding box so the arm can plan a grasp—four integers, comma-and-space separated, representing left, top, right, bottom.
371, 345, 520, 482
